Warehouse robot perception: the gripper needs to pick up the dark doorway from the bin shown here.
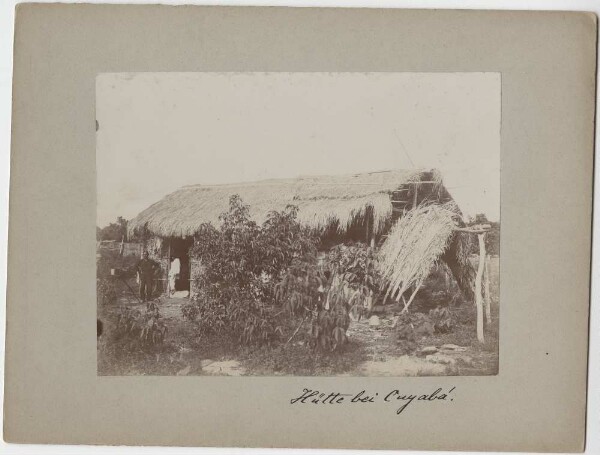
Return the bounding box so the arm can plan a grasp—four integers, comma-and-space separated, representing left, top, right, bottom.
169, 237, 193, 292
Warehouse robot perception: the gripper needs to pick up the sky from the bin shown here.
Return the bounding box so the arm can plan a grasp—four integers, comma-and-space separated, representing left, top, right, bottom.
96, 72, 500, 227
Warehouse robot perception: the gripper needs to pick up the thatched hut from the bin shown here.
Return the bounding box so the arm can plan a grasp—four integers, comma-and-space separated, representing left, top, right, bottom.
128, 169, 475, 301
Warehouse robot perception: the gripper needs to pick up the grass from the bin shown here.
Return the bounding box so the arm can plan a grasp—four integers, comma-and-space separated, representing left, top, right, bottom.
98, 308, 238, 376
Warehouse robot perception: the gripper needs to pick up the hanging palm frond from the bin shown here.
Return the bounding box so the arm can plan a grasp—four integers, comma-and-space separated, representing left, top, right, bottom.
378, 202, 462, 310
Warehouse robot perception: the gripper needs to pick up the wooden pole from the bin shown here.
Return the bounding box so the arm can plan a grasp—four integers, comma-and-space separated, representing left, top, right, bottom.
412, 183, 418, 209
166, 240, 171, 296
286, 315, 308, 345
475, 233, 486, 343
401, 279, 423, 313
453, 224, 491, 233
484, 254, 491, 325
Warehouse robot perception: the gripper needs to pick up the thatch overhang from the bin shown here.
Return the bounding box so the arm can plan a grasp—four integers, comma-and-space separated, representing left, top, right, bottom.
128, 169, 453, 239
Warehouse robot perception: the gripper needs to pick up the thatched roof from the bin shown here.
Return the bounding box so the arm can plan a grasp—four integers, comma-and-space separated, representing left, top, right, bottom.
129, 169, 446, 238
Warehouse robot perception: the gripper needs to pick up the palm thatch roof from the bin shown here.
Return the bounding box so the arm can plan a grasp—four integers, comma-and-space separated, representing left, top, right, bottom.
129, 169, 447, 238
378, 202, 474, 309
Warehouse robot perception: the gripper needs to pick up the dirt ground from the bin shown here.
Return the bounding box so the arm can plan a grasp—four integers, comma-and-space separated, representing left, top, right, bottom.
97, 257, 499, 377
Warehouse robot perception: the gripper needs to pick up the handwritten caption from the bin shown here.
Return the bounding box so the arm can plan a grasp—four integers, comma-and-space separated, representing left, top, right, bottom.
290, 387, 456, 415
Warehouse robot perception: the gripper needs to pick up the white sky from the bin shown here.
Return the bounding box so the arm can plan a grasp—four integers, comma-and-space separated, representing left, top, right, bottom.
96, 72, 500, 226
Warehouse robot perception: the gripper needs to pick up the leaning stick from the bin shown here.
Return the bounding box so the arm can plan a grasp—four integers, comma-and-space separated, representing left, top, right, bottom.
286, 315, 308, 345
119, 275, 143, 305
401, 279, 423, 313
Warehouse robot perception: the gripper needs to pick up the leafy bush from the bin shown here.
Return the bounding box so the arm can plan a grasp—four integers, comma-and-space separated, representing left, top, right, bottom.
115, 301, 168, 347
186, 196, 318, 346
274, 254, 324, 316
308, 303, 350, 352
326, 243, 380, 320
327, 242, 379, 288
259, 205, 320, 278
274, 242, 381, 351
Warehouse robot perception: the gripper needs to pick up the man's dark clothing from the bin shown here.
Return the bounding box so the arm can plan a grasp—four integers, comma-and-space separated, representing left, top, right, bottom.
139, 277, 153, 302
136, 258, 158, 301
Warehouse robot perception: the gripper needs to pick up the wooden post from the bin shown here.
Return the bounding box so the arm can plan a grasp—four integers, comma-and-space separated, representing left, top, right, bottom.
166, 239, 171, 296
189, 239, 194, 298
412, 183, 418, 209
484, 254, 491, 325
475, 233, 486, 343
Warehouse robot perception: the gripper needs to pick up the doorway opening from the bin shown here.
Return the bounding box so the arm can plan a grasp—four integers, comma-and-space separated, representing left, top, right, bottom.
168, 237, 194, 293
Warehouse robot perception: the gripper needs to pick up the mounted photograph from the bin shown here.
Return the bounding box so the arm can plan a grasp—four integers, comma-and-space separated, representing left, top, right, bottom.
96, 72, 500, 377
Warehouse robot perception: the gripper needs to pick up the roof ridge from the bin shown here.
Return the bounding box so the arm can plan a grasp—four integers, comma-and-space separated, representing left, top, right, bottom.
180, 168, 430, 189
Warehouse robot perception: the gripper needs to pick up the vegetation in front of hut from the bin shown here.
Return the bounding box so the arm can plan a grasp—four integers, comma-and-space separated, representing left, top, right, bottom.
96, 247, 140, 306
97, 195, 499, 376
97, 260, 499, 376
181, 195, 319, 345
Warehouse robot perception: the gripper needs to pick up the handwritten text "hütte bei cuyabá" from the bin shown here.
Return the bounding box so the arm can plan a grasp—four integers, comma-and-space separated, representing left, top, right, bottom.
290, 387, 456, 415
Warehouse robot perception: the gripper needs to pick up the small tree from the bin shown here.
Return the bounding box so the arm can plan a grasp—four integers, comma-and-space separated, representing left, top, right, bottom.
98, 216, 128, 241
183, 195, 319, 345
274, 242, 381, 351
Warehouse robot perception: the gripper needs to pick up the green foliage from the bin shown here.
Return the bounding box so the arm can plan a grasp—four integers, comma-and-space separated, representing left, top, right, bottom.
326, 243, 380, 319
260, 205, 320, 277
276, 243, 381, 316
275, 242, 380, 352
186, 195, 318, 346
273, 255, 324, 316
274, 243, 379, 351
327, 242, 378, 288
308, 303, 350, 352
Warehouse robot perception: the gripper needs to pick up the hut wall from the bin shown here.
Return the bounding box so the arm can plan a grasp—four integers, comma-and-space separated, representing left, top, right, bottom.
441, 234, 476, 303
123, 242, 143, 257
143, 236, 169, 298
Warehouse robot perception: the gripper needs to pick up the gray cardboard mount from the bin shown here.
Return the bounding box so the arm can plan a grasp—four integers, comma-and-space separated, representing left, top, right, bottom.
4, 4, 596, 451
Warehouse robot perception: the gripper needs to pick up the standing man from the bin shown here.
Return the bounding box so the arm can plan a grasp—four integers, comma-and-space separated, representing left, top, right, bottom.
136, 251, 159, 302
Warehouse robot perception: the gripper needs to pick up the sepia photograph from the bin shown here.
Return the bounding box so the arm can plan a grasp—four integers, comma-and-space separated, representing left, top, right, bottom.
96, 72, 500, 377
5, 4, 597, 450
